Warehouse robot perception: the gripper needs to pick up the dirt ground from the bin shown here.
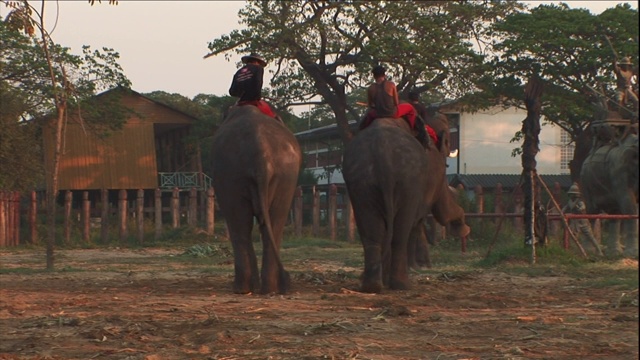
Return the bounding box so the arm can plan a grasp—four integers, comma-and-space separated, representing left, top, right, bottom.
0, 248, 638, 360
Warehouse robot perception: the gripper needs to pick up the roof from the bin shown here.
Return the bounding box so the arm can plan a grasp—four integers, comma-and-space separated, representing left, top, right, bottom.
97, 87, 203, 122
448, 173, 572, 190
295, 121, 358, 141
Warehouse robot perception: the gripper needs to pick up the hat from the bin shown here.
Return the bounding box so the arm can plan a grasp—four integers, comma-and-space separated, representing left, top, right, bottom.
241, 53, 267, 67
618, 57, 632, 65
372, 65, 386, 77
567, 183, 581, 195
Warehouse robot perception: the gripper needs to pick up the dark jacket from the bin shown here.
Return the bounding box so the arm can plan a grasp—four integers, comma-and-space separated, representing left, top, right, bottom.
229, 64, 264, 102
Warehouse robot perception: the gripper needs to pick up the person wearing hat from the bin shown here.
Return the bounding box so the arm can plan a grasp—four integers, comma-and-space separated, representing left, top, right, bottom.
613, 56, 638, 119
562, 182, 598, 251
229, 53, 277, 119
360, 65, 424, 145
408, 91, 448, 153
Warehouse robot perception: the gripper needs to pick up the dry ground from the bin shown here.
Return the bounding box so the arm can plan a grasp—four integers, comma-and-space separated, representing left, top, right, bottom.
0, 247, 638, 360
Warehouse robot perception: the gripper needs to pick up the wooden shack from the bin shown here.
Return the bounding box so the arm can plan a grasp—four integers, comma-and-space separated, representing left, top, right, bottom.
42, 88, 209, 208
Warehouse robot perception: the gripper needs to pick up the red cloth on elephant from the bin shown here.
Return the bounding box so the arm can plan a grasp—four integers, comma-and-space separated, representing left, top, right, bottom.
237, 100, 276, 118
360, 103, 417, 130
425, 125, 439, 147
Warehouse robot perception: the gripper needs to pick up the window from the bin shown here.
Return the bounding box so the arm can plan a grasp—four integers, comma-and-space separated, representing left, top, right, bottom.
560, 130, 574, 171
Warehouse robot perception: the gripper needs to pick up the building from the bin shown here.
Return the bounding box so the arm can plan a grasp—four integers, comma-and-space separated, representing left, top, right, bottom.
42, 88, 210, 204
294, 104, 572, 190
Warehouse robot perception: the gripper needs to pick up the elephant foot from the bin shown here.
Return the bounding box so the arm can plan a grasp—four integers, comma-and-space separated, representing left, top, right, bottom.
233, 281, 255, 294
389, 275, 411, 291
233, 271, 260, 294
260, 269, 291, 295
360, 272, 383, 293
623, 248, 639, 259
361, 280, 383, 294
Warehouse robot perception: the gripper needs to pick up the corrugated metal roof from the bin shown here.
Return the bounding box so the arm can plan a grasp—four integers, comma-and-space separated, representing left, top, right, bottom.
447, 173, 572, 190
44, 89, 200, 190
295, 121, 359, 141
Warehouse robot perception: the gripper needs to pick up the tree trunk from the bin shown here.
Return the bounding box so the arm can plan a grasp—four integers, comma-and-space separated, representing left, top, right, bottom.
46, 106, 66, 269
522, 75, 543, 258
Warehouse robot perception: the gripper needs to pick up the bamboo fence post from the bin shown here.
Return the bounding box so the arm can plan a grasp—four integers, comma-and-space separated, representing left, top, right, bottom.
137, 189, 144, 244
494, 183, 503, 222
7, 191, 15, 246
0, 191, 6, 247
206, 187, 215, 236
328, 184, 337, 241
171, 188, 180, 229
82, 191, 90, 244
118, 189, 128, 243
188, 188, 197, 228
12, 191, 21, 246
30, 191, 37, 244
312, 186, 320, 236
474, 185, 484, 214
64, 190, 72, 244
294, 186, 303, 237
513, 185, 524, 231
100, 189, 109, 244
154, 189, 162, 240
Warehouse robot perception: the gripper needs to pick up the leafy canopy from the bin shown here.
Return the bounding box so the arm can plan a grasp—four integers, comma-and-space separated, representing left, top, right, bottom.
205, 0, 522, 143
485, 3, 639, 138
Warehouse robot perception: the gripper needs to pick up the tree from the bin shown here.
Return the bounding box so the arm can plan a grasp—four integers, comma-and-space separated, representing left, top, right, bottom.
2, 0, 129, 269
205, 1, 522, 144
0, 83, 42, 191
482, 3, 639, 180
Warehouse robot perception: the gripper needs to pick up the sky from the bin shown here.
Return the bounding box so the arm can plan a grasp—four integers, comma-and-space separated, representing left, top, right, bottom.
1, 1, 637, 100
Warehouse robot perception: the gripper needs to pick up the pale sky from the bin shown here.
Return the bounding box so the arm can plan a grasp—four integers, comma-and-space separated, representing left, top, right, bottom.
1, 1, 637, 100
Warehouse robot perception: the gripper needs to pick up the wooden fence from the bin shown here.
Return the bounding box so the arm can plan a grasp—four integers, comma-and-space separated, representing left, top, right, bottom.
3, 182, 632, 248
0, 185, 356, 247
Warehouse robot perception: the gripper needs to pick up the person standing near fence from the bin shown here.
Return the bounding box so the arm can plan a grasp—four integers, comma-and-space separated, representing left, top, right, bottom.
562, 183, 598, 252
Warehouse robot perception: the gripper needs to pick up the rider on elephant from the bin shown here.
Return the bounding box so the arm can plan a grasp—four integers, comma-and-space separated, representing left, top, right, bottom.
359, 66, 431, 148
408, 91, 448, 155
613, 56, 639, 122
229, 53, 280, 120
562, 183, 599, 252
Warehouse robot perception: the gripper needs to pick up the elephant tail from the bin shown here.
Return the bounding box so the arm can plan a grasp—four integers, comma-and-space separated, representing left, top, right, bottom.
251, 178, 287, 281
381, 180, 396, 273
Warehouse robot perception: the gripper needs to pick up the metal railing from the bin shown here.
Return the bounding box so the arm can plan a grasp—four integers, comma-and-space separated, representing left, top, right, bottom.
158, 172, 212, 191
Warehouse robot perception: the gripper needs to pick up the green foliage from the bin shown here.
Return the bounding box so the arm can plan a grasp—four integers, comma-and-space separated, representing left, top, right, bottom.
0, 83, 43, 191
1, 16, 131, 191
181, 243, 232, 258
484, 3, 639, 139
205, 1, 523, 142
298, 168, 319, 186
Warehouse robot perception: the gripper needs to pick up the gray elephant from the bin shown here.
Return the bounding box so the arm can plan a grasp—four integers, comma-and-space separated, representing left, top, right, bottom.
343, 117, 470, 293
211, 106, 302, 294
580, 133, 638, 258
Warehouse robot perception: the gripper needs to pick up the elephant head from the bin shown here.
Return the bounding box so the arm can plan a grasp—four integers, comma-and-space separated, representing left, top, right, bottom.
343, 117, 470, 293
211, 105, 302, 294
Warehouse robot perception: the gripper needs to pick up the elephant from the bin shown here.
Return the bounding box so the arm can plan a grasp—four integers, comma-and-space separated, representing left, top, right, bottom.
580, 132, 638, 258
211, 106, 302, 294
342, 117, 470, 293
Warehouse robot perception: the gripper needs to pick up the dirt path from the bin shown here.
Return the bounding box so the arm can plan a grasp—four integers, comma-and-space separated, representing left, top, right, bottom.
0, 249, 638, 360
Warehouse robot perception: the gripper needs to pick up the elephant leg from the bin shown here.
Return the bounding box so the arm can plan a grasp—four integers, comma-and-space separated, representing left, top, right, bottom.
352, 202, 385, 293
603, 220, 624, 258
408, 221, 431, 269
619, 197, 639, 258
622, 217, 639, 258
224, 201, 260, 294
259, 188, 294, 294
388, 212, 417, 291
